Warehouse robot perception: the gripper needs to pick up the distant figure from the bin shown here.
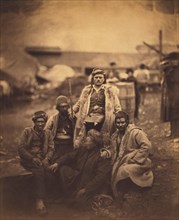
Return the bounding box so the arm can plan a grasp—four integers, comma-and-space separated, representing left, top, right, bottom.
18, 111, 54, 215
106, 62, 120, 83
134, 64, 150, 105
72, 68, 121, 148
160, 52, 179, 139
45, 95, 74, 161
125, 68, 140, 120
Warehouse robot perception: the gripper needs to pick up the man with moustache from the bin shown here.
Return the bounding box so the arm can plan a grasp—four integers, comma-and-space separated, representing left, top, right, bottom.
73, 68, 121, 148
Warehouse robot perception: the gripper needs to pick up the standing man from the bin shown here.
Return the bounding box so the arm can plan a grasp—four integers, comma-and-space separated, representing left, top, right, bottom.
160, 52, 179, 139
109, 111, 153, 199
106, 62, 120, 83
125, 68, 140, 120
73, 68, 121, 147
18, 111, 54, 215
45, 95, 74, 161
134, 64, 150, 105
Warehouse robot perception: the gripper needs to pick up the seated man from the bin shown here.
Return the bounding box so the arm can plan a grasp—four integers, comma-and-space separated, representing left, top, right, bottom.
18, 111, 54, 215
107, 111, 153, 199
49, 129, 112, 207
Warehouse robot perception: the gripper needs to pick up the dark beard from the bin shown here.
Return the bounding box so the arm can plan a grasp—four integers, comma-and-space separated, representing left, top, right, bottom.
60, 111, 69, 117
118, 128, 126, 135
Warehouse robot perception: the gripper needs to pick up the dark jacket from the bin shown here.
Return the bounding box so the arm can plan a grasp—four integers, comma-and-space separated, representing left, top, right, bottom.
57, 147, 112, 196
18, 127, 54, 162
45, 112, 74, 140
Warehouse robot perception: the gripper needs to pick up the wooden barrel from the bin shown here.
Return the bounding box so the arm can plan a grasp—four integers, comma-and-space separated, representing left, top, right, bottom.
115, 82, 136, 123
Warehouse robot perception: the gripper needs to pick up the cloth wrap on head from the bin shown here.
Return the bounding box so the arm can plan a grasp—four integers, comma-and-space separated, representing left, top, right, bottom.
56, 95, 68, 107
32, 111, 48, 122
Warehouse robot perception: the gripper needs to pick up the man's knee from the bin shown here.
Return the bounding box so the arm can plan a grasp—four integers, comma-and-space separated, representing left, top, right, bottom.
59, 165, 70, 176
33, 166, 45, 177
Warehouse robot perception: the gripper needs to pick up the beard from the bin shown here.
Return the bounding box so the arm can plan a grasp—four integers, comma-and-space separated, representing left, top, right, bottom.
59, 110, 69, 117
117, 127, 126, 134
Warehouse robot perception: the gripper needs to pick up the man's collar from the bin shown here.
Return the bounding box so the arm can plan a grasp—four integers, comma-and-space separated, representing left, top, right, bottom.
92, 84, 105, 92
33, 127, 45, 134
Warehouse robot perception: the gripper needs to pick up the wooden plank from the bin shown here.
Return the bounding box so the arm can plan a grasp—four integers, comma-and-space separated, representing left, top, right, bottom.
0, 158, 32, 179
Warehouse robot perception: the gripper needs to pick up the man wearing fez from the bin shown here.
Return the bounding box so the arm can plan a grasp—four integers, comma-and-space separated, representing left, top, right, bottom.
45, 95, 74, 161
18, 111, 54, 215
73, 68, 121, 148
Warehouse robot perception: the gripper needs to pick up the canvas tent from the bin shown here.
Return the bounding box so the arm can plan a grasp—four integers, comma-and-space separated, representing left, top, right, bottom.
0, 48, 39, 94
37, 64, 76, 89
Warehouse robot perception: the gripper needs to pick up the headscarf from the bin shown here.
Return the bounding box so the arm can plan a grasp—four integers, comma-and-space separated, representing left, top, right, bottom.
32, 111, 48, 122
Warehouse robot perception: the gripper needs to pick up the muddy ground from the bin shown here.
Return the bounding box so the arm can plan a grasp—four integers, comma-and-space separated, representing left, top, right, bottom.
0, 85, 178, 220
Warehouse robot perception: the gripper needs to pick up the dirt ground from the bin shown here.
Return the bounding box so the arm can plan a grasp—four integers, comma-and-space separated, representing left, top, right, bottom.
0, 89, 178, 220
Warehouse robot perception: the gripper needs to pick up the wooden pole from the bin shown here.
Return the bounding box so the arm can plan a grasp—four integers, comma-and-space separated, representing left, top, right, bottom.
68, 77, 75, 131
159, 30, 163, 61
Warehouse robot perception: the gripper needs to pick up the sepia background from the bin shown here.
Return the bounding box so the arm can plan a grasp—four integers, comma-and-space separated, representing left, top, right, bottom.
0, 1, 178, 220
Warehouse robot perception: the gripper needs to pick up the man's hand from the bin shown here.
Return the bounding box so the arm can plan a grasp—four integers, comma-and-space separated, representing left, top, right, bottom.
100, 150, 109, 159
68, 109, 76, 120
42, 158, 49, 168
49, 163, 59, 172
74, 139, 80, 149
32, 157, 42, 166
76, 188, 86, 198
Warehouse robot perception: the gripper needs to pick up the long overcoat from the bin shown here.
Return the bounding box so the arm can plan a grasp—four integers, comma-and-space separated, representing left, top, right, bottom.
56, 147, 112, 197
18, 127, 54, 163
73, 84, 121, 146
110, 124, 154, 197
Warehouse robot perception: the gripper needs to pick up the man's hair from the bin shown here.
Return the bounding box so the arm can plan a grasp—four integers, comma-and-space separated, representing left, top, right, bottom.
109, 62, 117, 66
126, 68, 134, 74
139, 64, 146, 69
115, 111, 129, 123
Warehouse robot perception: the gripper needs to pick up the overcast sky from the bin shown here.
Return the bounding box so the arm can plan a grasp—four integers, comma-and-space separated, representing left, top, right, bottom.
0, 0, 178, 53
